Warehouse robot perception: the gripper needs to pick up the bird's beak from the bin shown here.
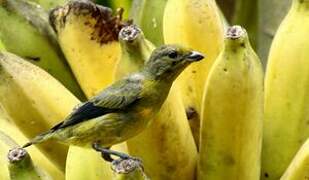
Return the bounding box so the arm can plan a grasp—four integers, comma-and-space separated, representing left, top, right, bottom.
186, 51, 204, 62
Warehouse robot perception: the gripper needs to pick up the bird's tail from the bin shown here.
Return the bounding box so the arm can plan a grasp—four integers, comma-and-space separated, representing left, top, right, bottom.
22, 130, 54, 148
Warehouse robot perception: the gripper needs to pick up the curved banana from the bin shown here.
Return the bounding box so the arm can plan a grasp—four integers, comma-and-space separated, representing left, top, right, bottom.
130, 0, 167, 46
262, 1, 309, 179
199, 26, 263, 180
280, 138, 309, 180
50, 1, 129, 178
0, 51, 80, 171
0, 109, 64, 180
50, 0, 127, 98
163, 0, 224, 146
0, 0, 85, 100
115, 25, 197, 180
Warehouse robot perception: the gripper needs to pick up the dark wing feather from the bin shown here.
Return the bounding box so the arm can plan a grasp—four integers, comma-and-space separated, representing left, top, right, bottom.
50, 77, 143, 131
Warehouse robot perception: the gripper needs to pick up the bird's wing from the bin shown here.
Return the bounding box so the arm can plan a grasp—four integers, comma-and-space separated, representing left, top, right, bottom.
50, 78, 143, 131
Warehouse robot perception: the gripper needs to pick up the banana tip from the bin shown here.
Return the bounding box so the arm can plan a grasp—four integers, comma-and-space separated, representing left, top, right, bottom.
226, 25, 246, 39
7, 147, 28, 163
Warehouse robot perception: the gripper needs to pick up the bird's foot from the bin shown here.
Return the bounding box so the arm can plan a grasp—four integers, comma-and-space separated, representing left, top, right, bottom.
92, 143, 141, 163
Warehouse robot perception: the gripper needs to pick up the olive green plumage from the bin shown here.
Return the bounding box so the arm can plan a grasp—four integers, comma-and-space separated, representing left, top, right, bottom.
23, 45, 204, 148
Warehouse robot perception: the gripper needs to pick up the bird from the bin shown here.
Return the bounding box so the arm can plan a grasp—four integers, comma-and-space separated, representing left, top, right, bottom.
23, 44, 204, 161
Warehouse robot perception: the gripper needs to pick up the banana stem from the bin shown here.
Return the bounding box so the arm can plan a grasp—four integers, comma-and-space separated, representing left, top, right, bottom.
112, 159, 149, 180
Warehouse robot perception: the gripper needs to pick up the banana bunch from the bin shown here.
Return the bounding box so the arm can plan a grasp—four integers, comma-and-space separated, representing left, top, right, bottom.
1, 0, 309, 179
262, 0, 309, 179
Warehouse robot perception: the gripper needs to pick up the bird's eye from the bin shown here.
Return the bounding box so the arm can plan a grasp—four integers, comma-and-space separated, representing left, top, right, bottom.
168, 51, 178, 59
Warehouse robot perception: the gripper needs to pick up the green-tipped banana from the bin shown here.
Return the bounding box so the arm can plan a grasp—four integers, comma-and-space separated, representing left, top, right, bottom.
0, 130, 52, 180
199, 26, 263, 180
262, 0, 309, 179
0, 0, 85, 100
8, 147, 52, 180
281, 138, 309, 180
164, 0, 224, 147
130, 0, 167, 45
115, 25, 197, 180
112, 159, 149, 180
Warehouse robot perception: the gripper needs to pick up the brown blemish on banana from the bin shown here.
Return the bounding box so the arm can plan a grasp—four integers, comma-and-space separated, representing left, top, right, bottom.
186, 106, 198, 120
49, 0, 131, 45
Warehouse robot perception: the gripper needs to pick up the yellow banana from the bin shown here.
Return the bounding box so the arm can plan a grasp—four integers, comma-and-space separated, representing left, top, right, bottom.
0, 0, 85, 100
0, 51, 80, 171
281, 138, 309, 180
50, 1, 129, 178
50, 0, 127, 98
163, 0, 224, 146
199, 26, 263, 180
0, 108, 64, 180
262, 1, 309, 179
115, 24, 197, 180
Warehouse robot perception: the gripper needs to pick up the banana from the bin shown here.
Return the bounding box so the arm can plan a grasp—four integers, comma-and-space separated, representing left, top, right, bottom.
112, 159, 148, 180
0, 129, 52, 180
130, 0, 167, 46
199, 26, 263, 180
262, 1, 309, 179
7, 147, 52, 180
50, 0, 128, 98
0, 0, 85, 100
50, 1, 130, 178
114, 24, 197, 180
163, 0, 224, 146
0, 107, 64, 180
0, 51, 80, 171
280, 138, 309, 180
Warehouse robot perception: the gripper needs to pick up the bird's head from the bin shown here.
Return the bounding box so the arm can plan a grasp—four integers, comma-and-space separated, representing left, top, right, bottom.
143, 45, 204, 81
